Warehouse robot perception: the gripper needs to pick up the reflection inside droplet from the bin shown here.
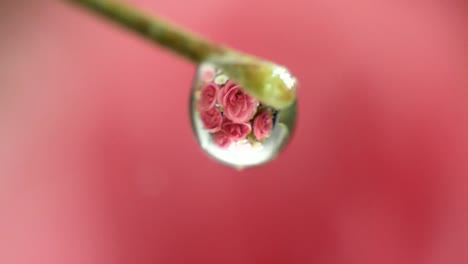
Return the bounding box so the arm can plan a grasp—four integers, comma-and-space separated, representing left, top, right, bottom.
190, 62, 297, 169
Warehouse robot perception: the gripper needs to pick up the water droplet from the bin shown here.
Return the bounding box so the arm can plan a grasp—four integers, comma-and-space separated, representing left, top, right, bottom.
190, 62, 297, 169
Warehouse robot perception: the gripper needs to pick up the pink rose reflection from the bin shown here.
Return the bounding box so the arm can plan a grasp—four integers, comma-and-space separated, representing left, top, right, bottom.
198, 83, 219, 110
200, 107, 223, 132
213, 130, 233, 149
200, 65, 215, 82
253, 110, 273, 141
222, 121, 252, 141
218, 81, 258, 123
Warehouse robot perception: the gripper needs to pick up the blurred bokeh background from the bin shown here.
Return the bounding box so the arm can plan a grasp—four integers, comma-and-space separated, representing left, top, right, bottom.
0, 0, 467, 263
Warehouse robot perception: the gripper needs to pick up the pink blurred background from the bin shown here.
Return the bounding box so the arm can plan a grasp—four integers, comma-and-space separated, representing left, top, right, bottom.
0, 1, 467, 263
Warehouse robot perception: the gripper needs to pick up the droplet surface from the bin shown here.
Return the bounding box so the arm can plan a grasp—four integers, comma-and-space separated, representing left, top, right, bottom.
190, 62, 297, 169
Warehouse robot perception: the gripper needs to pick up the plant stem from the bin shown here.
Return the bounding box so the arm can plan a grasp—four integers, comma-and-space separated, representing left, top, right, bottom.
68, 0, 228, 63
67, 0, 297, 110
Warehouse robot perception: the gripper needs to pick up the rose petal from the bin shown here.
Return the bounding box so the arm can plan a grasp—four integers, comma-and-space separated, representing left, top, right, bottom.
200, 107, 223, 133
253, 110, 273, 140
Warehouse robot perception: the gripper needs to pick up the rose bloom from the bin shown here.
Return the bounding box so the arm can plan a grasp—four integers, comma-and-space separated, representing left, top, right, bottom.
217, 81, 258, 123
198, 83, 219, 111
253, 110, 273, 141
200, 107, 223, 132
222, 120, 252, 141
200, 65, 216, 82
212, 130, 233, 148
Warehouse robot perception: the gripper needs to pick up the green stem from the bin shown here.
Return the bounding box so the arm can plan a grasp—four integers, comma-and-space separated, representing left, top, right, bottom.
67, 0, 297, 110
68, 0, 228, 63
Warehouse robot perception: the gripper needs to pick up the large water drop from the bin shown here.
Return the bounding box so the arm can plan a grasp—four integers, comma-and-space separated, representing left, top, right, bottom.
190, 62, 297, 169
